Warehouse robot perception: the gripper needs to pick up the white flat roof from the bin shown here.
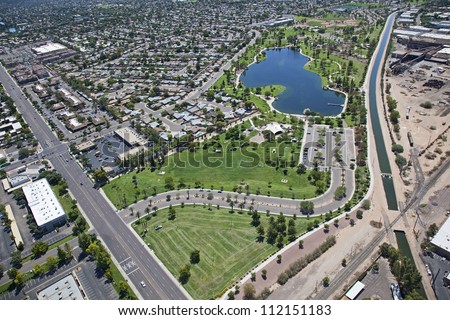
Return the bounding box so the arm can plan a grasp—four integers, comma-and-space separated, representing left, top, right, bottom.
437, 47, 450, 55
421, 32, 450, 40
115, 127, 145, 146
33, 42, 67, 55
37, 275, 84, 300
345, 281, 365, 300
393, 29, 422, 37
22, 178, 66, 227
431, 217, 450, 255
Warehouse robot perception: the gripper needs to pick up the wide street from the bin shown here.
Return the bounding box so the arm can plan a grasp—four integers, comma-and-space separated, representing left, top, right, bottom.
0, 64, 188, 300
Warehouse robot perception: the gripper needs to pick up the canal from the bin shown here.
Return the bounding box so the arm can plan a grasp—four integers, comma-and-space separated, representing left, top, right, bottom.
394, 230, 427, 298
367, 14, 399, 211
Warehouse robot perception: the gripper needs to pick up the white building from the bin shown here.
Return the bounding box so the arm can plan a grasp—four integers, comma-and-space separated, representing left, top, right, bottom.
431, 217, 450, 259
23, 178, 66, 232
37, 274, 85, 300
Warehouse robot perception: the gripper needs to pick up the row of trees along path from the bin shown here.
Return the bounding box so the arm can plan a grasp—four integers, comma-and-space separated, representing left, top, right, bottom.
235, 208, 363, 300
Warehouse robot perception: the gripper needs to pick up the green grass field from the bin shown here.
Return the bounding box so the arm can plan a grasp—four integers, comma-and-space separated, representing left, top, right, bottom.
132, 206, 310, 299
104, 139, 317, 209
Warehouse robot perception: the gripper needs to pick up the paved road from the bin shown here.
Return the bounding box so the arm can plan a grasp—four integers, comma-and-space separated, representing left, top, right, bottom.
0, 64, 188, 300
119, 167, 354, 224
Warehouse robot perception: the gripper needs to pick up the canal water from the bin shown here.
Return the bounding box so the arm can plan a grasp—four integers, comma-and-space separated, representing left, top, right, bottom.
394, 230, 427, 298
367, 14, 398, 211
240, 48, 345, 116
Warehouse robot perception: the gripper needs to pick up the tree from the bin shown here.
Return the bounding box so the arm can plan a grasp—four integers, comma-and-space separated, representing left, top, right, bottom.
64, 243, 73, 259
356, 210, 363, 219
45, 256, 58, 272
256, 224, 265, 241
262, 269, 267, 279
361, 199, 371, 210
32, 241, 49, 258
298, 240, 304, 249
168, 205, 176, 220
389, 110, 400, 124
420, 101, 432, 109
276, 233, 284, 248
251, 211, 261, 227
334, 186, 346, 200
7, 268, 18, 280
93, 169, 108, 185
341, 259, 347, 267
300, 201, 314, 214
322, 276, 330, 287
296, 164, 307, 175
277, 272, 289, 285
57, 246, 69, 262
324, 224, 330, 232
395, 155, 407, 170
391, 144, 404, 154
18, 148, 31, 159
95, 250, 111, 271
228, 291, 235, 300
179, 264, 191, 284
243, 283, 256, 300
33, 263, 45, 277
10, 250, 22, 268
78, 233, 94, 252
190, 250, 200, 264
118, 281, 130, 299
287, 220, 296, 241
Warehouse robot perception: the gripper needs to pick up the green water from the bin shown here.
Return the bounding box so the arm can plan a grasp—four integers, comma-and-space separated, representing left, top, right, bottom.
394, 230, 427, 299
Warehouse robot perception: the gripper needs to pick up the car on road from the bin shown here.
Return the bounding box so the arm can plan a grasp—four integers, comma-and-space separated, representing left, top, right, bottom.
140, 281, 146, 288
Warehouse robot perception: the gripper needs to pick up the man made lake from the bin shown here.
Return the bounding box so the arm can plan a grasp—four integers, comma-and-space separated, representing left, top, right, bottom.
240, 48, 345, 116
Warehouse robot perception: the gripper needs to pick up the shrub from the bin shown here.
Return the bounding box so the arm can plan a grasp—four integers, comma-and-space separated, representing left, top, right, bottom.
277, 272, 289, 285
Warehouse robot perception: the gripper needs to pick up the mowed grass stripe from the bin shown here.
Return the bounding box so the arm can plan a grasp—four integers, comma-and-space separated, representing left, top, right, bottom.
132, 206, 280, 299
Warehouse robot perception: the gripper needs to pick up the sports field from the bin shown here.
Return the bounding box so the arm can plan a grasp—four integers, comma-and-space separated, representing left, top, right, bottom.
132, 206, 308, 299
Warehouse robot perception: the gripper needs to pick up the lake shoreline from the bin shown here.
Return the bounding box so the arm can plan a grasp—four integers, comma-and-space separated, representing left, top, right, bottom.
240, 47, 348, 117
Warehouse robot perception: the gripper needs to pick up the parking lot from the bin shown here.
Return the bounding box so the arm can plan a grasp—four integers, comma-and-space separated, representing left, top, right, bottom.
85, 133, 130, 170
423, 252, 450, 300
357, 258, 396, 300
302, 125, 355, 170
1, 249, 117, 300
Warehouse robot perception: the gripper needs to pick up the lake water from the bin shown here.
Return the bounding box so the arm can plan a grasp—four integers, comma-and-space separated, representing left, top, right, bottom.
240, 48, 345, 116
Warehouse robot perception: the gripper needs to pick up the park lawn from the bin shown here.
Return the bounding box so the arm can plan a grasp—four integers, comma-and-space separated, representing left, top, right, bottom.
132, 206, 309, 299
307, 21, 324, 27
51, 185, 75, 215
104, 140, 316, 209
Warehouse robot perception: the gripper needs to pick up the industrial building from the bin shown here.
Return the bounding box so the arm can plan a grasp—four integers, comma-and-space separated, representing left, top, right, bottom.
37, 274, 85, 300
22, 178, 66, 232
431, 217, 450, 260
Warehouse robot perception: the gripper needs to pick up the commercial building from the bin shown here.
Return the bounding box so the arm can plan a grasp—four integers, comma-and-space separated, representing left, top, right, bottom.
32, 42, 67, 55
431, 217, 450, 259
345, 281, 365, 300
114, 127, 146, 147
76, 141, 96, 152
5, 205, 23, 247
22, 178, 66, 232
37, 274, 85, 300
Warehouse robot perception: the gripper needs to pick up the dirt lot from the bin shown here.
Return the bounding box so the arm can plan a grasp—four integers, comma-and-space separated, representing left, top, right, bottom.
385, 51, 450, 201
